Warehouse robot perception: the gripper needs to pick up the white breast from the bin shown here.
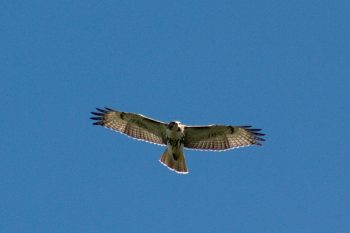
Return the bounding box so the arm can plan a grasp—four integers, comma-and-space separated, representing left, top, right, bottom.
166, 125, 185, 153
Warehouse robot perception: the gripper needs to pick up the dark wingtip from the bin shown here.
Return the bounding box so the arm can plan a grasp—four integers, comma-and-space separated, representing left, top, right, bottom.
249, 128, 262, 132
91, 111, 104, 116
254, 132, 265, 136
96, 108, 107, 113
90, 117, 102, 120
104, 107, 114, 111
256, 137, 266, 141
241, 125, 266, 144
91, 107, 110, 126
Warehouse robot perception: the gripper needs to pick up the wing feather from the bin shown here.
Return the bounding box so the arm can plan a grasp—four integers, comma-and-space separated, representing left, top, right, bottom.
184, 125, 265, 151
90, 107, 167, 146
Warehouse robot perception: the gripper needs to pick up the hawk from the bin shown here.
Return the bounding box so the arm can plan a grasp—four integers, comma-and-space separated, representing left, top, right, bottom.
90, 107, 265, 174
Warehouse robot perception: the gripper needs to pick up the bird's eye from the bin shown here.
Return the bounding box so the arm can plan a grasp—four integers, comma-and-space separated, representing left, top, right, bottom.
168, 122, 175, 129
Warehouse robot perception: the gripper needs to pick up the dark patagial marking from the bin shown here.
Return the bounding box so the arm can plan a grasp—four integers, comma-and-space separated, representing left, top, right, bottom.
120, 112, 125, 120
229, 126, 235, 134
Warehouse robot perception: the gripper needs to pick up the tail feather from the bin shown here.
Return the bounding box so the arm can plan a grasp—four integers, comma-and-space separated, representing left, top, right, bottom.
159, 149, 188, 174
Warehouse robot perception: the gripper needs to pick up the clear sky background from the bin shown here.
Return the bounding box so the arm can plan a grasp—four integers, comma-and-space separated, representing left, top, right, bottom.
1, 1, 349, 232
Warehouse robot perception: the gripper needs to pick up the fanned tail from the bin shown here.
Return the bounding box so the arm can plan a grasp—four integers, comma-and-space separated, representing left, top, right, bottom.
159, 148, 188, 174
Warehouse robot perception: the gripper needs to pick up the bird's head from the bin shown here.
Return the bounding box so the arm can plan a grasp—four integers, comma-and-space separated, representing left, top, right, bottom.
168, 121, 182, 130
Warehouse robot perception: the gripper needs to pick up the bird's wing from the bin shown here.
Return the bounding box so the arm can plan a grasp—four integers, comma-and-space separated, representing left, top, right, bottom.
183, 125, 265, 151
91, 107, 168, 146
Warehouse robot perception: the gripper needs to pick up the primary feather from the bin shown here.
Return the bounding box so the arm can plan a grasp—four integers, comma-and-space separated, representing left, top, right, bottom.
90, 107, 266, 174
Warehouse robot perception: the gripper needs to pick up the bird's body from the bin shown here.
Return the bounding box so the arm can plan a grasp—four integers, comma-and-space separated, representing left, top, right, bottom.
90, 107, 265, 174
161, 121, 187, 173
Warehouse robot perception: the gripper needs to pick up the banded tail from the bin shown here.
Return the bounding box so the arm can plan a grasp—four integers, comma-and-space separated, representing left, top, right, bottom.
159, 148, 188, 174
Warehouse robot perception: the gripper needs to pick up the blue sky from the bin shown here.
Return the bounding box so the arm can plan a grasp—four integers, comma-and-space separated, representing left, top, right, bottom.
1, 0, 349, 232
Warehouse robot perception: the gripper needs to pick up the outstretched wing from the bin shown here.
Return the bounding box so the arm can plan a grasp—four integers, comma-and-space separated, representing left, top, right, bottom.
90, 107, 168, 146
184, 125, 265, 151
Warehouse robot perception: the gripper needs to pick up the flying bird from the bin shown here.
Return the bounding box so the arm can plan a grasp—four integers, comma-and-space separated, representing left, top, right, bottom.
90, 107, 265, 174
